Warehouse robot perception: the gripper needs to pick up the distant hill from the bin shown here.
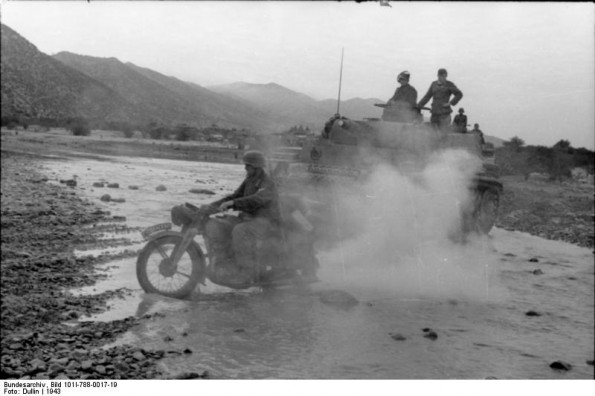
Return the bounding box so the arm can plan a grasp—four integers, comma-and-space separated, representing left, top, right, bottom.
208, 81, 329, 130
1, 24, 133, 123
0, 23, 288, 132
317, 97, 383, 121
53, 52, 277, 131
208, 82, 383, 130
1, 23, 507, 142
124, 63, 274, 130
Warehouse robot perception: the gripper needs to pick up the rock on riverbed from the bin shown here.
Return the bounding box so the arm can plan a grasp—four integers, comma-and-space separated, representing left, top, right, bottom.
0, 152, 180, 379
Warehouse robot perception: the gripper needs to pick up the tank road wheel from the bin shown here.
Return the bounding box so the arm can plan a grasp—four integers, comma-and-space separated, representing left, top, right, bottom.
136, 235, 205, 298
473, 189, 500, 235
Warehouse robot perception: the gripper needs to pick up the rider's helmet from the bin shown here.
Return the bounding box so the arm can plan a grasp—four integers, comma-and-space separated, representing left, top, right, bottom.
242, 150, 266, 169
459, 108, 465, 113
438, 68, 448, 76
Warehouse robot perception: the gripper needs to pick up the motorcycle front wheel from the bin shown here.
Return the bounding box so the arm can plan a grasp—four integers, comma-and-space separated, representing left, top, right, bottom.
136, 235, 205, 298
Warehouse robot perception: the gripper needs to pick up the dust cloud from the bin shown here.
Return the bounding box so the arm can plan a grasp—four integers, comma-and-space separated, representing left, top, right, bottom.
318, 148, 502, 301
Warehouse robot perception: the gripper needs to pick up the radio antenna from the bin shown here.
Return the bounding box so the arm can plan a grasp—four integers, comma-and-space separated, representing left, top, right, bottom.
336, 47, 344, 115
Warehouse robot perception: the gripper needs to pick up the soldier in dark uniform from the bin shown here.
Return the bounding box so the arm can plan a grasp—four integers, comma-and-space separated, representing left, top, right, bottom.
205, 151, 280, 284
453, 108, 468, 133
417, 68, 463, 132
386, 71, 418, 122
471, 123, 485, 145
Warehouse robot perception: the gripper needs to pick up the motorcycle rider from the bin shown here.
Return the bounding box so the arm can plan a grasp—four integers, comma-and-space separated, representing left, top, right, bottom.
204, 150, 280, 285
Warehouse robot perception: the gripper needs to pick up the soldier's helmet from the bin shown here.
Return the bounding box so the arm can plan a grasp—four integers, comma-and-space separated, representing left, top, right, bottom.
242, 150, 266, 168
397, 71, 410, 81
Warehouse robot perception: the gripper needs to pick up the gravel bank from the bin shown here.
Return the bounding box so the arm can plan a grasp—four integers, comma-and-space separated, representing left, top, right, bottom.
496, 176, 594, 249
0, 151, 204, 379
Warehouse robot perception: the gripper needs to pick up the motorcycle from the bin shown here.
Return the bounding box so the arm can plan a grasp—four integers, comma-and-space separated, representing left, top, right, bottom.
136, 197, 320, 299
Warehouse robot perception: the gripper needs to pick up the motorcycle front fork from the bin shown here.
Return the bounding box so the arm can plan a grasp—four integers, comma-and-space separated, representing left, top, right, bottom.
169, 226, 198, 265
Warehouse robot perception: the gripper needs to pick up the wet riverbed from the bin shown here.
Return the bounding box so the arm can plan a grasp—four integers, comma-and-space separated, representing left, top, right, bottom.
40, 154, 594, 379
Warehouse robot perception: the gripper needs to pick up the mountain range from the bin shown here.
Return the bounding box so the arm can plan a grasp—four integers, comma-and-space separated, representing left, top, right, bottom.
1, 23, 503, 147
1, 23, 382, 134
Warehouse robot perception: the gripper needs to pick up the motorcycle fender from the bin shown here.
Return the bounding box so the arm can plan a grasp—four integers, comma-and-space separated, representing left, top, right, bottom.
141, 230, 207, 284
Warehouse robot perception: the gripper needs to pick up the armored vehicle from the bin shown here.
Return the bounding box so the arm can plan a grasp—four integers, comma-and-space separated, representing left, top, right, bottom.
269, 104, 503, 239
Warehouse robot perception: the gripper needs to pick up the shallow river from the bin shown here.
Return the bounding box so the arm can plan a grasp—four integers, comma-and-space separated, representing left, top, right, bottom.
39, 154, 594, 379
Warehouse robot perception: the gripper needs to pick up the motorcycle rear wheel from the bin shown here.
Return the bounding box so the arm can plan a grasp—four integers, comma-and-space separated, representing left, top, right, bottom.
136, 235, 205, 298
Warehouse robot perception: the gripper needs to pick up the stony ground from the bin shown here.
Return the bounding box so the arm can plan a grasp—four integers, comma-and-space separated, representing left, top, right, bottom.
1, 130, 593, 379
0, 152, 207, 379
497, 175, 594, 249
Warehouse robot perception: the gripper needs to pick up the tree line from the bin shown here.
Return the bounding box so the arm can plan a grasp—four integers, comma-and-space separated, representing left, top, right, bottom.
495, 136, 594, 182
1, 115, 250, 141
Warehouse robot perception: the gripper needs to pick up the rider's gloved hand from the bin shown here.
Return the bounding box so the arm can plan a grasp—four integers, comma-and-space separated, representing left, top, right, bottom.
219, 200, 234, 212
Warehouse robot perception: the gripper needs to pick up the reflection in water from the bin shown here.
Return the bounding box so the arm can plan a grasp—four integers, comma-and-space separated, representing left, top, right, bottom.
132, 289, 324, 378
124, 288, 480, 378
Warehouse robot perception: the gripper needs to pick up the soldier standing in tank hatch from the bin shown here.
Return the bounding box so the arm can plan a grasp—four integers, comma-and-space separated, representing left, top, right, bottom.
417, 68, 463, 132
387, 71, 418, 122
471, 123, 485, 145
453, 108, 468, 133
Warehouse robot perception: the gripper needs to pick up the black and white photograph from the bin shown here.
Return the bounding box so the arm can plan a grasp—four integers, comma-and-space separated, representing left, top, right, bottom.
1, 0, 593, 390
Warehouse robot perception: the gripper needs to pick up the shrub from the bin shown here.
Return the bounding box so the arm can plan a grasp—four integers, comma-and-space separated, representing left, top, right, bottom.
65, 117, 91, 136
174, 124, 196, 141
71, 123, 91, 136
149, 128, 164, 140
121, 124, 134, 138
144, 121, 169, 140
2, 115, 20, 129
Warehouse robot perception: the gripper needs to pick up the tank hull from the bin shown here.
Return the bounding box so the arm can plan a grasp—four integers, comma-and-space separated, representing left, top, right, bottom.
271, 118, 502, 237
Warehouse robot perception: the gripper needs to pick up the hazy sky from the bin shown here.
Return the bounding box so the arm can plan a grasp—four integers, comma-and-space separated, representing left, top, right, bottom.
1, 1, 593, 149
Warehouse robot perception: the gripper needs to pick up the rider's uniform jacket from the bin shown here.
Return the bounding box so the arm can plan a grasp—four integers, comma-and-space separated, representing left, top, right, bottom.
417, 80, 463, 116
212, 168, 280, 222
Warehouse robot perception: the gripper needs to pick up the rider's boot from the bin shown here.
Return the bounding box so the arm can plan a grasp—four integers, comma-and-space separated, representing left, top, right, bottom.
205, 238, 235, 280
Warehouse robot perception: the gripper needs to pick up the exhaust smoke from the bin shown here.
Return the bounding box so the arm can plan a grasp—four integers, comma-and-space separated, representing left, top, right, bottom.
318, 148, 501, 301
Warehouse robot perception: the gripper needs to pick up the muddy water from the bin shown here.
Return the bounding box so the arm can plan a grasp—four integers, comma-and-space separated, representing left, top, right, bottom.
41, 154, 594, 379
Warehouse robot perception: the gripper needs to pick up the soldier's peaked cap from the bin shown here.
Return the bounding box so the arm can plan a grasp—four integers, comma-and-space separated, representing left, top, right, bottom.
398, 71, 410, 80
